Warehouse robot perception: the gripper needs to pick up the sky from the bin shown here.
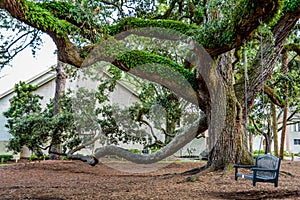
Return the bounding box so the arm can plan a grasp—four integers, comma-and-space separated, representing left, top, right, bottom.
0, 34, 56, 94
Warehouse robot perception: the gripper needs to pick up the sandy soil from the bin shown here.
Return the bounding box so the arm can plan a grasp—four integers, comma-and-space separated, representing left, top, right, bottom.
0, 159, 299, 200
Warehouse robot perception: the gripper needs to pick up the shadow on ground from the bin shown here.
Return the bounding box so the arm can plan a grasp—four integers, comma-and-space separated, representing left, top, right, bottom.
211, 189, 300, 200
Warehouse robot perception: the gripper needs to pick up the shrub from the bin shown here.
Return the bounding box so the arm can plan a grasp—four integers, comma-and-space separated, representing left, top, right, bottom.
29, 154, 39, 162
253, 150, 265, 158
128, 149, 141, 154
150, 147, 161, 153
29, 154, 50, 162
62, 156, 69, 160
253, 150, 265, 154
0, 154, 13, 162
283, 151, 291, 156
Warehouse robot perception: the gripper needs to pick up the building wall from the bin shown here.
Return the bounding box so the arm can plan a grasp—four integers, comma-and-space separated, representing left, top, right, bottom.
173, 137, 206, 157
288, 122, 300, 154
0, 92, 14, 142
0, 69, 56, 156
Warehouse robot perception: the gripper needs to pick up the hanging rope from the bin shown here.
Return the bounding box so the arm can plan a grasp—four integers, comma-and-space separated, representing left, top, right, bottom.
244, 42, 249, 145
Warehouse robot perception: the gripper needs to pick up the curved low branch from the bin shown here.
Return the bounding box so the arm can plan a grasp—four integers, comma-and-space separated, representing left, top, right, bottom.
68, 132, 102, 155
92, 116, 207, 164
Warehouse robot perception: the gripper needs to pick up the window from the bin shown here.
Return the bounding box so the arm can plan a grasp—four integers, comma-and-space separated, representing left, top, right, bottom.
294, 139, 300, 145
294, 123, 300, 132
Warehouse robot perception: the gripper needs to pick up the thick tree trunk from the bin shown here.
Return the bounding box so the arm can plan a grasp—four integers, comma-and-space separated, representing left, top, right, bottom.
207, 53, 252, 170
50, 60, 67, 159
207, 88, 239, 169
207, 86, 252, 170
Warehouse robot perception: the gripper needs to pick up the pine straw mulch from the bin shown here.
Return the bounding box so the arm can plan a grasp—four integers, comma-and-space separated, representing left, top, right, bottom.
0, 159, 299, 200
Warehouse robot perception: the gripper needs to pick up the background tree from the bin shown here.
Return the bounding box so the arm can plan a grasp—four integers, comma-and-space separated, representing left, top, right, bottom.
248, 26, 300, 157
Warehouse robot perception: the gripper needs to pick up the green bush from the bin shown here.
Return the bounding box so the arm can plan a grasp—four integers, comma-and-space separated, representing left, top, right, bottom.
253, 150, 265, 158
150, 147, 161, 153
29, 154, 39, 162
128, 149, 141, 154
253, 150, 265, 154
29, 154, 50, 162
0, 154, 13, 162
62, 156, 69, 160
283, 151, 291, 156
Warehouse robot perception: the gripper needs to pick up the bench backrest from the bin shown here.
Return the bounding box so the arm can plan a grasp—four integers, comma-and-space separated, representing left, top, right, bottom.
255, 154, 280, 178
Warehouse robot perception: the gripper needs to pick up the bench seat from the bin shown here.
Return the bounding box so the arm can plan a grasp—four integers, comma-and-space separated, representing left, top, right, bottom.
234, 154, 281, 187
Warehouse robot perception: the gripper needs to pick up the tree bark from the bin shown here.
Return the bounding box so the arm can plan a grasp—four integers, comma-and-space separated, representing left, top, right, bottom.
50, 60, 67, 159
279, 51, 289, 159
207, 53, 252, 170
280, 103, 288, 159
271, 102, 279, 157
249, 131, 253, 155
54, 60, 67, 115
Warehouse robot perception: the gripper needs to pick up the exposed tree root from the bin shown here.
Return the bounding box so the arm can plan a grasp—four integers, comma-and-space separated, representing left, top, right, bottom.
280, 171, 294, 177
181, 165, 208, 175
181, 164, 209, 182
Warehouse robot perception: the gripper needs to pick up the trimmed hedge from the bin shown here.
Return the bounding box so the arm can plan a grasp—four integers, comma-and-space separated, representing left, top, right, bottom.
0, 154, 13, 162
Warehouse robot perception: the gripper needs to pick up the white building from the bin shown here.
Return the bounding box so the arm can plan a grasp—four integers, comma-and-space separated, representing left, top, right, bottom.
288, 122, 300, 154
0, 66, 143, 156
0, 68, 56, 156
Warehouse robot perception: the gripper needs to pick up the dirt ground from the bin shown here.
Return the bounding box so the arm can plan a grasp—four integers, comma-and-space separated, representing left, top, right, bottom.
0, 159, 299, 200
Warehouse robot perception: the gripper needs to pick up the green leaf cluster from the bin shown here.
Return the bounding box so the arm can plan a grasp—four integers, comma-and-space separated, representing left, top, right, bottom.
3, 82, 80, 155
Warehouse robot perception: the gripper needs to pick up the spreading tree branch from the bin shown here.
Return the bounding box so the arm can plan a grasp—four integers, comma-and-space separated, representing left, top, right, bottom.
263, 84, 285, 107
92, 116, 207, 164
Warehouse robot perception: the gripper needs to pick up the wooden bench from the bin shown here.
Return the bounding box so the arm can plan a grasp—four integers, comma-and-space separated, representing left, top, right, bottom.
234, 154, 281, 187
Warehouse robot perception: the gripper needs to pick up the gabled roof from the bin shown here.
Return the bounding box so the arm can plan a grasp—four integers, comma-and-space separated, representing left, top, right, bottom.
0, 67, 56, 99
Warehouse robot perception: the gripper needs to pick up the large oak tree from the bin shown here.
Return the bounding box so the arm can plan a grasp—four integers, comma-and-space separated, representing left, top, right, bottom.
0, 0, 299, 170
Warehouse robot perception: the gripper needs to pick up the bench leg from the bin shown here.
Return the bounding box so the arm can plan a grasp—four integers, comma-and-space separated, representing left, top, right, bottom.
275, 182, 278, 187
253, 181, 256, 186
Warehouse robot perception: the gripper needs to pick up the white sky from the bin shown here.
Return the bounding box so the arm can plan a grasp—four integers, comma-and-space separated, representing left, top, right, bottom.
0, 34, 56, 94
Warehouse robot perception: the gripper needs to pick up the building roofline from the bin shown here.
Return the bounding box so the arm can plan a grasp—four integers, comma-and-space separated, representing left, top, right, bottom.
0, 66, 56, 99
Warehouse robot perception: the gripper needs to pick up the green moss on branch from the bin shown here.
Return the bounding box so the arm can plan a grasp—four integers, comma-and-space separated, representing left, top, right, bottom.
23, 1, 70, 37
115, 50, 197, 90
